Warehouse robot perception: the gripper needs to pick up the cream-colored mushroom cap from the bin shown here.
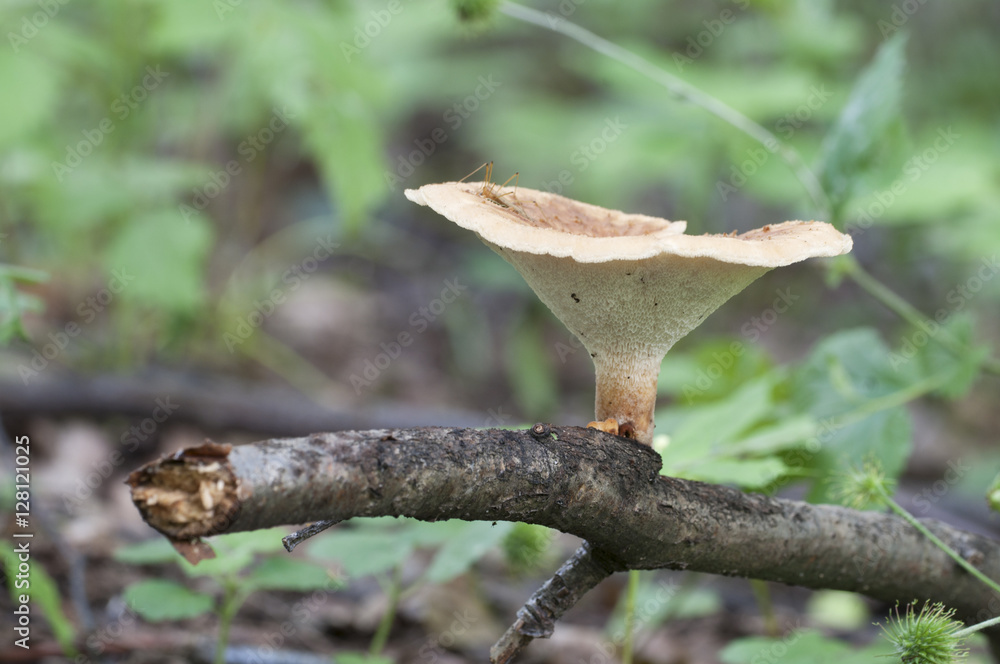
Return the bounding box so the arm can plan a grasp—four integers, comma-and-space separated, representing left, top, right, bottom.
405, 181, 852, 445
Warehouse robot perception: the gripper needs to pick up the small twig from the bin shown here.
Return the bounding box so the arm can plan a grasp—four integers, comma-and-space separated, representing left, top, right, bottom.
282, 520, 339, 552
491, 542, 622, 663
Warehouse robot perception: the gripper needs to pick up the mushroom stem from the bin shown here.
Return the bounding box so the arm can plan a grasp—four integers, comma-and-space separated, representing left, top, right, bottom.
592, 348, 665, 445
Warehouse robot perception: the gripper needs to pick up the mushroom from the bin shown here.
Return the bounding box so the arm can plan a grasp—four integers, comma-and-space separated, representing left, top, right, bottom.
405, 175, 852, 445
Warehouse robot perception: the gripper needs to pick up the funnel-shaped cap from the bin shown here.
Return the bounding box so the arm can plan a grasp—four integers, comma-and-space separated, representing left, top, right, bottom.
406, 181, 852, 444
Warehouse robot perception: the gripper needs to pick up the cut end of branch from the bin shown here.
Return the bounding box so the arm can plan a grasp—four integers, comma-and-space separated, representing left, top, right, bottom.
127, 441, 243, 552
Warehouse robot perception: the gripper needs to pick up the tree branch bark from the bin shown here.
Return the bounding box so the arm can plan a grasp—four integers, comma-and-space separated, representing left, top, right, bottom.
128, 425, 1000, 658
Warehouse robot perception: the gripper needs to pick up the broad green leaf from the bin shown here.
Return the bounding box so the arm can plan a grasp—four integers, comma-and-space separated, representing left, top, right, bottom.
147, 0, 232, 54
817, 33, 907, 218
177, 528, 290, 578
179, 549, 255, 578
847, 138, 993, 228
210, 528, 291, 556
682, 457, 790, 490
659, 374, 776, 470
308, 530, 414, 578
806, 590, 869, 631
425, 521, 514, 584
658, 339, 772, 403
721, 630, 892, 663
790, 329, 913, 502
114, 538, 182, 565
124, 580, 215, 621
723, 416, 819, 457
104, 208, 214, 314
0, 53, 59, 149
243, 557, 340, 593
890, 312, 989, 399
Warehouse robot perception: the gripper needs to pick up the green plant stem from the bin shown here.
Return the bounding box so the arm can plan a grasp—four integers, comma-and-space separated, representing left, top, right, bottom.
955, 613, 1000, 638
214, 582, 242, 664
622, 569, 640, 664
370, 564, 404, 657
749, 579, 779, 637
499, 2, 831, 218
836, 373, 946, 430
843, 256, 1000, 376
882, 494, 1000, 597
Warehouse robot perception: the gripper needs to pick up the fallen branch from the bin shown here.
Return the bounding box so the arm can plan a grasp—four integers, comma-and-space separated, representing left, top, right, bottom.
0, 369, 487, 435
128, 425, 1000, 659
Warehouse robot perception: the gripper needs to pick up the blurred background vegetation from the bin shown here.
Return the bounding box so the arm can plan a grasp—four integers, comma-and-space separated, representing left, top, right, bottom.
2, 0, 1000, 661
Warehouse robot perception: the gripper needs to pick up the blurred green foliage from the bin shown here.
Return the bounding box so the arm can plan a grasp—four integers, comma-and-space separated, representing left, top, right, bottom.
4, 0, 1000, 657
0, 0, 995, 508
2, 0, 997, 367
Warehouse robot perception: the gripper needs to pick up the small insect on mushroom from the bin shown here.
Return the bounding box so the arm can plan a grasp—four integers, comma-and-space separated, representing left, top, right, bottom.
460, 161, 528, 217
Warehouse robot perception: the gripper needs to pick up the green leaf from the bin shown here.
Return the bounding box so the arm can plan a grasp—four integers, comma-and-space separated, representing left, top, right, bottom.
659, 374, 776, 471
177, 528, 291, 578
818, 33, 907, 218
790, 329, 913, 502
658, 339, 772, 403
891, 312, 989, 399
114, 538, 183, 565
179, 549, 256, 579
210, 528, 291, 556
0, 53, 59, 149
308, 530, 414, 578
723, 415, 819, 457
124, 580, 215, 621
807, 590, 869, 631
721, 630, 892, 663
104, 208, 214, 314
425, 521, 514, 584
0, 545, 77, 655
243, 557, 340, 593
683, 457, 790, 490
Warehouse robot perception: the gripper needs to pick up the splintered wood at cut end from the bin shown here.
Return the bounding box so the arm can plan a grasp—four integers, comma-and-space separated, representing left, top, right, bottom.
127, 440, 242, 547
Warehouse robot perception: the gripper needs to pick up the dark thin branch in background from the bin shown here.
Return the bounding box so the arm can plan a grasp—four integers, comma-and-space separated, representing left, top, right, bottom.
127, 426, 1000, 660
0, 370, 489, 435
